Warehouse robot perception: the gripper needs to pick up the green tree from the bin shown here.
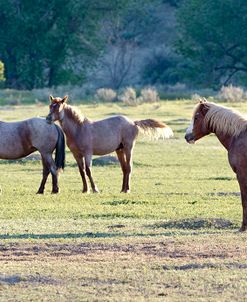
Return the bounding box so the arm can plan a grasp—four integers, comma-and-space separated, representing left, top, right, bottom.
176, 0, 247, 87
0, 0, 128, 89
0, 61, 5, 82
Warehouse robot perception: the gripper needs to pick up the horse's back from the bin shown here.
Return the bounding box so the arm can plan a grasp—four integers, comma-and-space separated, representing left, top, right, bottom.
90, 115, 137, 155
0, 118, 58, 159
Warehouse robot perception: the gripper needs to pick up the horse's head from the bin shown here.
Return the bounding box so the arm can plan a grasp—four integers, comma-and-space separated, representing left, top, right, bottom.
185, 99, 210, 143
46, 95, 68, 123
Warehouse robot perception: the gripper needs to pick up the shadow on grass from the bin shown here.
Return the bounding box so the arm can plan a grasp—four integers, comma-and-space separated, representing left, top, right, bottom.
0, 274, 58, 285
207, 177, 235, 181
163, 262, 247, 271
207, 192, 240, 197
148, 218, 235, 230
0, 228, 230, 240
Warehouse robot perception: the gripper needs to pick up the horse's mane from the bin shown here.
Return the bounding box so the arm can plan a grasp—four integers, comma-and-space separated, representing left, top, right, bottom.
64, 104, 89, 125
200, 102, 247, 137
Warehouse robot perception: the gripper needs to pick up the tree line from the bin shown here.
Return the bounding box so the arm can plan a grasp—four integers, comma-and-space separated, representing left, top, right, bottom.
0, 0, 246, 90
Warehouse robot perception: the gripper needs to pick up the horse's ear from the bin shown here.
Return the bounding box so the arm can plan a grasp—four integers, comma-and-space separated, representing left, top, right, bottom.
199, 97, 207, 104
200, 102, 210, 116
49, 95, 54, 103
62, 95, 68, 103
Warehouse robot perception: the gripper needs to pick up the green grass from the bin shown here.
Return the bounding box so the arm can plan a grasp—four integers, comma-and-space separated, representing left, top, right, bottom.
1, 100, 247, 301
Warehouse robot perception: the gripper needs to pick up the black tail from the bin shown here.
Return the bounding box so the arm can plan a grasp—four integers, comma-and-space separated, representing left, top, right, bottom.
54, 124, 65, 170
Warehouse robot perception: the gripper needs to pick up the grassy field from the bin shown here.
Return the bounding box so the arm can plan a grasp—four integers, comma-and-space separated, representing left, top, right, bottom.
1, 100, 247, 301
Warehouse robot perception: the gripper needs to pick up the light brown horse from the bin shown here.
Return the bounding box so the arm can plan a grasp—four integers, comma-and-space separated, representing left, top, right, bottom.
0, 118, 65, 193
185, 98, 247, 231
46, 95, 173, 193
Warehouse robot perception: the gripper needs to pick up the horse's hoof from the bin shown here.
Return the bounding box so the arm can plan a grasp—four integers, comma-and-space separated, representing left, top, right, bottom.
93, 188, 99, 193
36, 191, 44, 194
239, 226, 247, 232
121, 190, 130, 193
51, 189, 59, 194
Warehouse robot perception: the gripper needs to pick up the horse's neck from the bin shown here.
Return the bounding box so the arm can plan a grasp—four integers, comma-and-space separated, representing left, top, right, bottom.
208, 121, 233, 150
60, 114, 81, 139
207, 111, 241, 150
213, 131, 233, 150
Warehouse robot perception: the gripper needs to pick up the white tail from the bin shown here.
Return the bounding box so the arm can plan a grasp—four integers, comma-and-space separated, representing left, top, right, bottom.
134, 119, 174, 140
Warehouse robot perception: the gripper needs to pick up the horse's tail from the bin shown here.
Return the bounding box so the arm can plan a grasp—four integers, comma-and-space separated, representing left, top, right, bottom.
134, 119, 173, 139
54, 124, 65, 170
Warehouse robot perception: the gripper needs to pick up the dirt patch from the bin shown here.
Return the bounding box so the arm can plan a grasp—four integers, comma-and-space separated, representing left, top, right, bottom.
1, 238, 247, 261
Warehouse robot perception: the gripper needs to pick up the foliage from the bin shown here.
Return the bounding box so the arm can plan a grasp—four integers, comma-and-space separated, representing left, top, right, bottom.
95, 88, 117, 102
217, 85, 247, 102
162, 0, 181, 7
176, 0, 247, 87
96, 0, 160, 89
119, 87, 139, 106
0, 61, 5, 82
0, 0, 129, 89
142, 52, 182, 85
139, 87, 160, 103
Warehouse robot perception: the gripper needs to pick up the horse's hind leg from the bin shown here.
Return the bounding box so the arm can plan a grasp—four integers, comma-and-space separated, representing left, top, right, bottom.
37, 156, 50, 194
42, 153, 59, 194
85, 154, 99, 193
74, 156, 89, 193
116, 149, 127, 193
122, 142, 135, 193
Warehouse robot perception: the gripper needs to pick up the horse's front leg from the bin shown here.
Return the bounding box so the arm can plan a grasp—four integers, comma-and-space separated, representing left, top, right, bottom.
237, 174, 247, 231
85, 154, 99, 193
74, 156, 89, 193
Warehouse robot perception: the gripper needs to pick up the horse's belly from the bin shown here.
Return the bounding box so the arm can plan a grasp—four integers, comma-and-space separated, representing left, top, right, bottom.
0, 141, 30, 159
93, 142, 120, 156
0, 147, 29, 159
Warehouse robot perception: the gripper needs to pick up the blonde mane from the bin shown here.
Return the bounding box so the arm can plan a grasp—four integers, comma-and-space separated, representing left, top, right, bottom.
197, 102, 247, 137
64, 104, 89, 125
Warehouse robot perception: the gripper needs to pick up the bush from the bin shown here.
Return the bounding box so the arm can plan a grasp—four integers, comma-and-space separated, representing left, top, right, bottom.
119, 87, 139, 106
95, 88, 117, 102
218, 85, 246, 102
139, 87, 159, 103
0, 61, 5, 82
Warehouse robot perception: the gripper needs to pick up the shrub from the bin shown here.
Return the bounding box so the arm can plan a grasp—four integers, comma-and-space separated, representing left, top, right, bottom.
140, 87, 159, 103
218, 85, 246, 102
0, 61, 5, 82
119, 87, 139, 106
95, 88, 117, 102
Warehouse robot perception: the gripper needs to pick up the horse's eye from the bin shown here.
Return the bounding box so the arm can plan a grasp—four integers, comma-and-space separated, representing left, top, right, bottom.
194, 113, 200, 121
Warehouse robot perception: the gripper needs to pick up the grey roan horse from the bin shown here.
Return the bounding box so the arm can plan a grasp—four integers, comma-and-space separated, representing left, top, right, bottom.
0, 118, 65, 193
46, 95, 173, 193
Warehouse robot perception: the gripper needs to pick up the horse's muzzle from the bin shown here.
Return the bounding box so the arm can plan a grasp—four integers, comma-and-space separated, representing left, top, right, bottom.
185, 133, 195, 144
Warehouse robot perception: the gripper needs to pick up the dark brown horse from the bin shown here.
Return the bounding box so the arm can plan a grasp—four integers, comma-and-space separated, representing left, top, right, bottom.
185, 98, 247, 231
0, 118, 65, 193
46, 95, 173, 193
